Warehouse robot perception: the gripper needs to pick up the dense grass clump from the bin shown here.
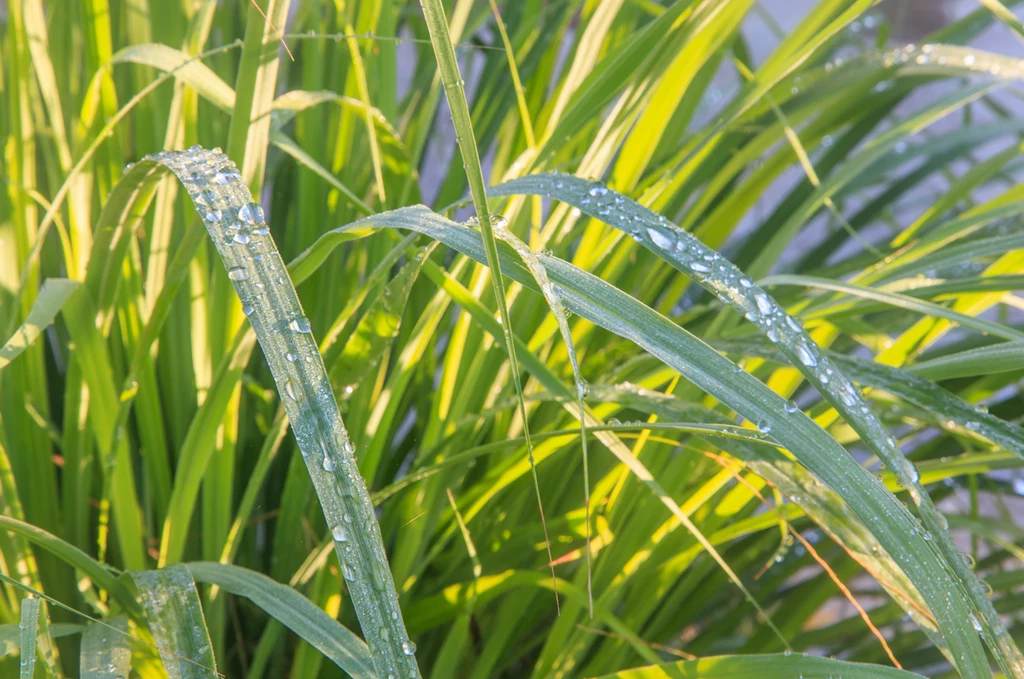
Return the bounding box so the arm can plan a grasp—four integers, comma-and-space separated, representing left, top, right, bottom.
3, 1, 1024, 677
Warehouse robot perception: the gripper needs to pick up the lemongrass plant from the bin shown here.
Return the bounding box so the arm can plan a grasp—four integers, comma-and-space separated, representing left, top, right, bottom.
4, 1, 1024, 678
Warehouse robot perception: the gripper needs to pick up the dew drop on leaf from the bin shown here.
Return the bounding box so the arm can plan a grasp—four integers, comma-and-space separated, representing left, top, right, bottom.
290, 316, 312, 333
238, 202, 265, 225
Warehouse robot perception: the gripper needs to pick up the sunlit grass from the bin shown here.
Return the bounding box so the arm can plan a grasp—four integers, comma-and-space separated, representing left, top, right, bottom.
3, 1, 1024, 678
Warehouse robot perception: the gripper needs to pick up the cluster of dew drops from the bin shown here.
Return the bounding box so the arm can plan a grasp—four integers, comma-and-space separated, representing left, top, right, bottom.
132, 147, 425, 676
145, 148, 369, 558
543, 174, 1003, 525
547, 176, 868, 436
882, 43, 1017, 78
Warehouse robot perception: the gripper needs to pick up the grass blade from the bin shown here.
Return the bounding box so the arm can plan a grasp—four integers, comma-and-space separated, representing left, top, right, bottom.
140, 147, 419, 679
910, 340, 1024, 380
187, 562, 375, 679
419, 0, 560, 612
19, 598, 40, 678
0, 279, 79, 372
130, 565, 217, 678
718, 338, 1024, 460
593, 653, 926, 679
80, 616, 132, 679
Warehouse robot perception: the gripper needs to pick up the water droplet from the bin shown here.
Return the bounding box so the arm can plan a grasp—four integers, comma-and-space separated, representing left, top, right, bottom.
969, 613, 983, 633
756, 418, 772, 434
402, 640, 417, 655
233, 232, 250, 245
227, 266, 249, 281
243, 304, 254, 315
576, 378, 589, 399
332, 524, 347, 542
754, 292, 774, 315
205, 209, 223, 222
343, 438, 357, 455
255, 227, 270, 236
213, 165, 240, 184
588, 185, 608, 197
784, 649, 792, 657
784, 400, 799, 414
284, 379, 300, 401
690, 261, 709, 273
647, 228, 674, 250
795, 342, 817, 367
286, 352, 298, 362
342, 562, 357, 581
323, 455, 336, 472
238, 202, 265, 225
290, 316, 312, 333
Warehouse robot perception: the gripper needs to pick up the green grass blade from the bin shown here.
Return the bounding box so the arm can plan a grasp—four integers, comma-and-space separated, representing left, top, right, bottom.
108, 43, 236, 111
141, 147, 419, 679
763, 274, 1024, 341
0, 517, 139, 617
19, 598, 40, 678
80, 616, 132, 679
226, 0, 290, 188
130, 565, 217, 678
718, 338, 1024, 460
186, 562, 375, 679
342, 25, 387, 206
486, 0, 536, 149
0, 279, 79, 372
910, 340, 1024, 380
593, 653, 927, 679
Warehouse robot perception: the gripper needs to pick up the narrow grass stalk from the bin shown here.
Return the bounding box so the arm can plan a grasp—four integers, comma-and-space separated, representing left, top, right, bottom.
419, 0, 560, 611
489, 220, 594, 617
